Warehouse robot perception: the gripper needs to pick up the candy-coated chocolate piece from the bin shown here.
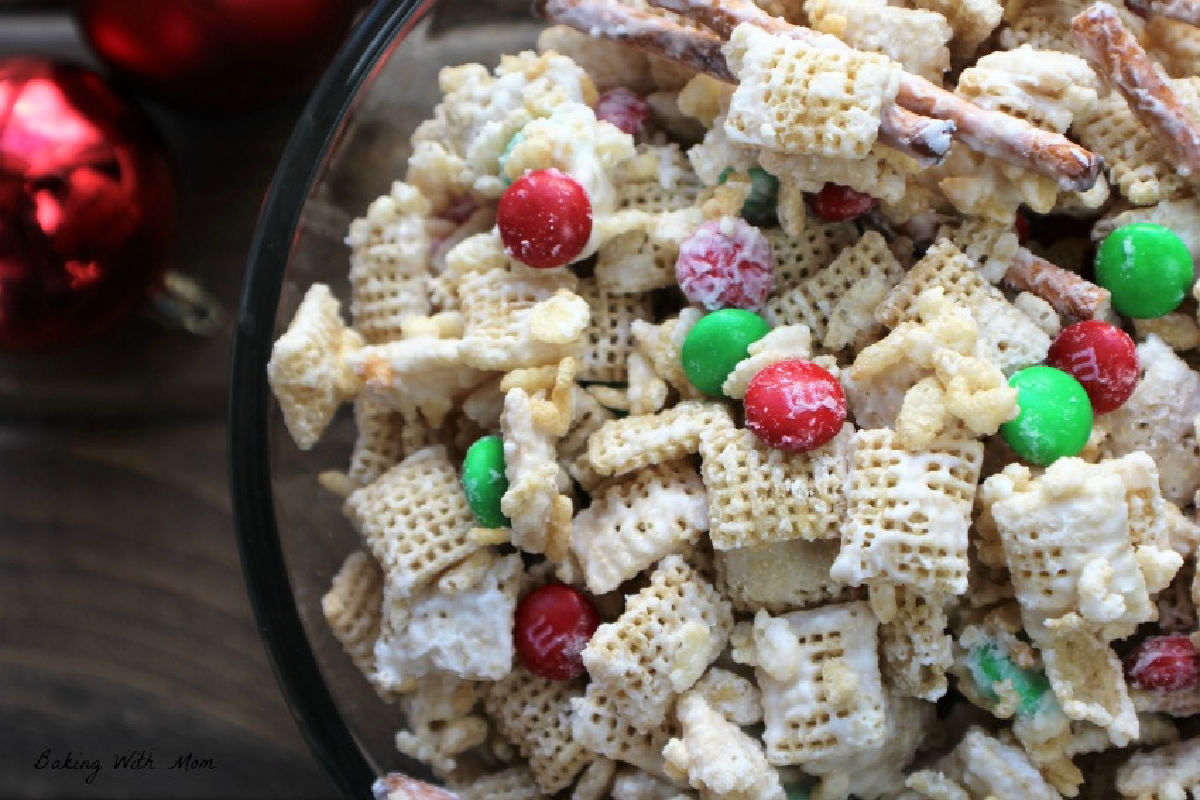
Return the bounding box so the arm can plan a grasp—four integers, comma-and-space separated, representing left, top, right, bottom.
1046, 320, 1139, 414
675, 217, 774, 311
1094, 222, 1193, 319
595, 87, 650, 135
806, 182, 876, 221
1000, 365, 1093, 465
497, 128, 526, 187
461, 435, 510, 529
497, 168, 592, 269
1124, 634, 1200, 692
720, 165, 779, 226
967, 638, 1053, 717
513, 583, 601, 681
680, 308, 771, 397
743, 359, 846, 452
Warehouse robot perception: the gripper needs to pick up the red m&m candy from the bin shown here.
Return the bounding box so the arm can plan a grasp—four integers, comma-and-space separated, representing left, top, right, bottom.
806, 182, 876, 222
595, 87, 650, 136
744, 359, 846, 452
1046, 320, 1139, 414
514, 583, 601, 681
675, 217, 775, 311
497, 168, 592, 269
1123, 634, 1200, 692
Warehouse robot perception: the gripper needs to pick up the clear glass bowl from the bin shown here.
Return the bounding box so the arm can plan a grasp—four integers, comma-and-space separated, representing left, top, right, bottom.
230, 1, 543, 796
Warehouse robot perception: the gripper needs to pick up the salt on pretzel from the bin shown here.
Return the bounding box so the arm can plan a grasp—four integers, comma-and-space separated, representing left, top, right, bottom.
535, 0, 956, 165
1074, 2, 1200, 177
1002, 247, 1112, 320
648, 0, 1105, 190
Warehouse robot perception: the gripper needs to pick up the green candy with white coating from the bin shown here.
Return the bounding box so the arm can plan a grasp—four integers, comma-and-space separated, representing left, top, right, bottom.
461, 435, 510, 528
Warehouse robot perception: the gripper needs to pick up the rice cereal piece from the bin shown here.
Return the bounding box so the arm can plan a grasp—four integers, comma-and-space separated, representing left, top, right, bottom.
742, 603, 888, 766
267, 283, 364, 450
345, 182, 433, 343
689, 668, 763, 727
561, 385, 615, 460
627, 351, 670, 417
721, 325, 814, 400
662, 693, 785, 800
501, 383, 574, 562
831, 428, 983, 596
449, 765, 548, 800
349, 335, 487, 429
587, 401, 731, 477
570, 685, 675, 776
1038, 625, 1139, 745
483, 668, 594, 793
631, 309, 704, 398
699, 415, 853, 549
757, 143, 918, 208
804, 0, 953, 82
374, 551, 521, 690
878, 586, 954, 701
717, 538, 856, 613
1013, 293, 1062, 338
997, 0, 1089, 50
953, 46, 1099, 132
934, 727, 1061, 800
581, 555, 734, 732
321, 551, 385, 687
570, 459, 709, 594
576, 278, 655, 383
395, 673, 487, 775
1103, 335, 1200, 505
344, 446, 480, 599
721, 23, 902, 160
1116, 736, 1200, 800
911, 0, 1003, 59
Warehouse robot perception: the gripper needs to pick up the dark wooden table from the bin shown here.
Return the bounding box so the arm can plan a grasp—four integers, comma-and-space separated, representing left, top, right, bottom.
0, 6, 339, 798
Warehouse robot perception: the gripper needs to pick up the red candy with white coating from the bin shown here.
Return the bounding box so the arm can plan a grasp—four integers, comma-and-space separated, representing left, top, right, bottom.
675, 217, 775, 311
595, 87, 650, 136
513, 583, 601, 681
743, 359, 846, 452
1046, 320, 1140, 414
1123, 634, 1200, 692
806, 182, 876, 221
497, 168, 592, 269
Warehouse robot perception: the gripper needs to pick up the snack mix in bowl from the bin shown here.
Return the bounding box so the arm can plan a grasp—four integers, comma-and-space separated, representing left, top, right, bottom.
262, 0, 1200, 796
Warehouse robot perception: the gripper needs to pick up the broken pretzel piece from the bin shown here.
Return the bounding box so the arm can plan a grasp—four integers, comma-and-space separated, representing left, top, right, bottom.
1002, 248, 1112, 320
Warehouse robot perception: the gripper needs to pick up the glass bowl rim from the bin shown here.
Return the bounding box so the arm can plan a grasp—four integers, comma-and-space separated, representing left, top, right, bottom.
229, 0, 434, 797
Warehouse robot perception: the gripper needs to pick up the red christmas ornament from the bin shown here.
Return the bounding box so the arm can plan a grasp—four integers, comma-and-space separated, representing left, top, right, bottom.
1123, 634, 1200, 692
1046, 320, 1139, 414
806, 182, 876, 222
0, 58, 174, 350
74, 0, 361, 109
514, 583, 601, 681
498, 169, 592, 269
675, 217, 774, 311
744, 359, 846, 452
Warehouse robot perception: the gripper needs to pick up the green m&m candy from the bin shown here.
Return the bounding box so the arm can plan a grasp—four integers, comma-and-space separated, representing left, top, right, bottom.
1095, 222, 1193, 319
719, 166, 779, 226
497, 129, 526, 187
681, 308, 771, 397
462, 435, 510, 528
1000, 365, 1092, 466
966, 637, 1054, 717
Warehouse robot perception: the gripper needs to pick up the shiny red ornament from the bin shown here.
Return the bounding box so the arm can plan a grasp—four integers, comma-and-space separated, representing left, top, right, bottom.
514, 583, 601, 681
744, 359, 846, 452
1046, 320, 1139, 414
806, 182, 876, 222
1124, 634, 1200, 692
0, 58, 174, 350
498, 169, 592, 269
74, 0, 361, 109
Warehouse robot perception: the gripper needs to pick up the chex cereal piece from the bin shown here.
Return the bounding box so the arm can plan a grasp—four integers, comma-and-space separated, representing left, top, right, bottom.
348, 397, 444, 486
998, 0, 1091, 51
576, 278, 655, 383
1117, 736, 1200, 800
690, 668, 763, 726
875, 239, 1050, 374
767, 221, 861, 290
717, 538, 856, 613
912, 0, 1003, 59
267, 283, 363, 450
346, 182, 433, 343
1039, 626, 1139, 744
581, 555, 734, 732
757, 142, 918, 207
763, 231, 901, 349
933, 727, 1061, 800
615, 143, 704, 213
878, 586, 953, 701
448, 766, 546, 800
831, 428, 983, 596
374, 551, 522, 690
570, 685, 674, 777
722, 23, 902, 159
1148, 16, 1200, 79
699, 414, 852, 549
940, 217, 1020, 284
570, 459, 708, 594
561, 385, 614, 461
662, 692, 785, 800
721, 325, 814, 400
501, 381, 574, 562
954, 46, 1099, 133
631, 309, 703, 398
344, 446, 480, 598
321, 551, 385, 687
483, 668, 594, 793
594, 228, 680, 295
349, 335, 488, 429
587, 401, 731, 477
739, 603, 887, 765
395, 673, 487, 775
804, 0, 952, 82
1102, 335, 1200, 505
981, 454, 1183, 643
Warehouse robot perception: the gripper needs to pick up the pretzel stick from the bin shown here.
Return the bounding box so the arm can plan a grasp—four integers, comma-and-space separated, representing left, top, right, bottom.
1074, 2, 1200, 177
536, 0, 953, 164
1002, 248, 1111, 319
649, 0, 1105, 191
1125, 0, 1200, 27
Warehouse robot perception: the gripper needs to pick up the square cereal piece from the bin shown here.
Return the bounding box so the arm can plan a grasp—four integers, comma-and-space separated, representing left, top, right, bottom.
831, 428, 983, 596
722, 23, 901, 159
483, 667, 594, 793
768, 222, 865, 291
570, 459, 709, 594
935, 727, 1062, 800
717, 538, 856, 613
570, 684, 674, 776
394, 673, 486, 775
1039, 626, 1139, 745
321, 551, 385, 689
953, 46, 1098, 133
614, 143, 704, 213
877, 586, 953, 701
587, 401, 732, 477
594, 229, 681, 295
1116, 736, 1200, 799
805, 0, 952, 81
577, 278, 655, 383
751, 602, 887, 765
631, 310, 704, 398
940, 217, 1020, 284
344, 445, 480, 598
699, 416, 852, 549
348, 396, 446, 486
581, 555, 734, 732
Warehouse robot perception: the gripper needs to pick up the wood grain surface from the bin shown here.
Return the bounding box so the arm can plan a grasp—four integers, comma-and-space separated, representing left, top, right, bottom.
1, 6, 338, 798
